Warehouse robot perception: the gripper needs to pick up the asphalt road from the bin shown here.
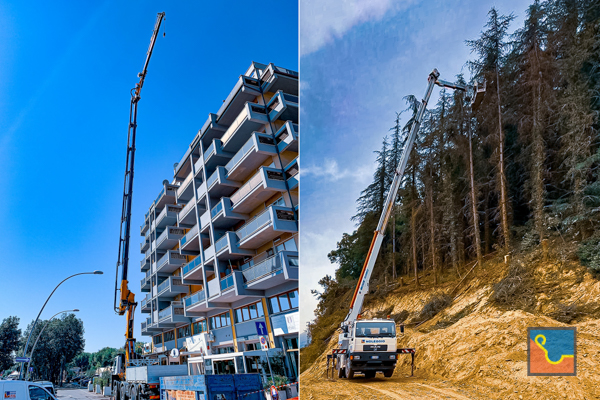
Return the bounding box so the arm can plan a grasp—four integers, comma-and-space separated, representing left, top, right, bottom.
56, 388, 111, 400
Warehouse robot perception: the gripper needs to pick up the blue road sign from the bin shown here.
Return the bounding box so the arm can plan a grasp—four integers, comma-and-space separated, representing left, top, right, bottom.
15, 357, 30, 363
255, 321, 268, 336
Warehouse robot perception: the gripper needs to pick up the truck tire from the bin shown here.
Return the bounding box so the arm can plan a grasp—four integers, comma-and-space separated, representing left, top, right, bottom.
345, 359, 354, 379
383, 370, 394, 378
112, 382, 119, 400
337, 365, 345, 379
364, 371, 376, 379
120, 384, 128, 400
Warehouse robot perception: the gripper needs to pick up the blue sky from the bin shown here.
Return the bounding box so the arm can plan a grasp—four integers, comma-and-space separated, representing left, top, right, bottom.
299, 0, 531, 329
0, 0, 298, 353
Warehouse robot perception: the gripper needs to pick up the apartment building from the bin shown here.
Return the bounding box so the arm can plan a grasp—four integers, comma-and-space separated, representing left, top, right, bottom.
138, 62, 299, 382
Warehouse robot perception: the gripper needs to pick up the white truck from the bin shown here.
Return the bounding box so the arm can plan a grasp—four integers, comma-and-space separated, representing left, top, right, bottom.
330, 69, 484, 379
0, 380, 57, 400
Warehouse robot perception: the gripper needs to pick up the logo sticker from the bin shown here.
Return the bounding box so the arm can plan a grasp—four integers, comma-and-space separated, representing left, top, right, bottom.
4, 392, 16, 399
528, 327, 576, 376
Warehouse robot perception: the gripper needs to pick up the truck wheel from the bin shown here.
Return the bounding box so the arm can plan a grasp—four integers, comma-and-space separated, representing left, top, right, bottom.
364, 371, 376, 379
383, 370, 394, 378
345, 359, 354, 379
119, 384, 128, 400
337, 365, 345, 379
112, 382, 119, 400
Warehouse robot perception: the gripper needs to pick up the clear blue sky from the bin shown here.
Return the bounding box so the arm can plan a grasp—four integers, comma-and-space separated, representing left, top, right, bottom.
299, 0, 531, 329
0, 0, 298, 353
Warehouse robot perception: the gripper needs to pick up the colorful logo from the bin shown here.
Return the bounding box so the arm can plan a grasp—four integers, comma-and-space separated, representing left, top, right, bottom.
528, 327, 576, 376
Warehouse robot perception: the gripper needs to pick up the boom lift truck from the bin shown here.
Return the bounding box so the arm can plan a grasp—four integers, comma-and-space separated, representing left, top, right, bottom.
328, 69, 485, 379
110, 13, 187, 400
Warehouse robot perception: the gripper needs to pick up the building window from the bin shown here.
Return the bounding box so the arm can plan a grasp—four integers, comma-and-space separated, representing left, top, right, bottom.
234, 301, 265, 323
215, 346, 235, 354
177, 325, 191, 338
286, 337, 299, 350
164, 330, 175, 342
268, 290, 299, 314
209, 312, 231, 329
153, 335, 162, 345
192, 319, 207, 334
246, 342, 260, 351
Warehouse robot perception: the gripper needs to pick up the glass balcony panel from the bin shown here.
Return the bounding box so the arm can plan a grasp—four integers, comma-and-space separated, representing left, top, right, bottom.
230, 172, 263, 206
215, 235, 228, 253
235, 208, 272, 242
220, 274, 235, 290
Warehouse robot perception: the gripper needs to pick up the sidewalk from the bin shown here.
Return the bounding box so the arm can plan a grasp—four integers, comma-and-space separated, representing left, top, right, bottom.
56, 388, 110, 400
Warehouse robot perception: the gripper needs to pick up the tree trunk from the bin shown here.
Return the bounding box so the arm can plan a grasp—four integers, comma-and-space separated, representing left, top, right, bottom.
484, 190, 491, 254
412, 207, 419, 286
496, 67, 510, 250
468, 110, 483, 266
428, 186, 437, 285
392, 211, 397, 280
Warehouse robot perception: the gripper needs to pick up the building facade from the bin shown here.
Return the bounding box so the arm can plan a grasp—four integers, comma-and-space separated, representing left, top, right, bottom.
139, 62, 299, 381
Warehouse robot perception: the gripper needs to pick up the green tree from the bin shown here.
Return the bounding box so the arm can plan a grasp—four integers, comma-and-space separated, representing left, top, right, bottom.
0, 316, 21, 373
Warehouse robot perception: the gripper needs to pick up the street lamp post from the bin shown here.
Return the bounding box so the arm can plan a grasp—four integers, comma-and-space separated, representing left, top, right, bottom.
19, 271, 103, 380
25, 309, 79, 381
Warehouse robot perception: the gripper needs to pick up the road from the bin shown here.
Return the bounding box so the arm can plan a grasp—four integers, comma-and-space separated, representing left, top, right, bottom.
56, 388, 111, 400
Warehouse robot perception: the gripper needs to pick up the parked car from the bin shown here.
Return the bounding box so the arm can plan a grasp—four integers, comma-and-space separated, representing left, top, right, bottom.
32, 382, 55, 396
0, 380, 57, 400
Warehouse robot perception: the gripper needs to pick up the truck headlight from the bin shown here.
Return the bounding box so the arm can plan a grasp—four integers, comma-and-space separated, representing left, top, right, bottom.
389, 355, 396, 359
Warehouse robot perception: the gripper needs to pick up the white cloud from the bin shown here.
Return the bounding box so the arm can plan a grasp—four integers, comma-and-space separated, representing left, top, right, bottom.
303, 158, 372, 182
300, 0, 413, 55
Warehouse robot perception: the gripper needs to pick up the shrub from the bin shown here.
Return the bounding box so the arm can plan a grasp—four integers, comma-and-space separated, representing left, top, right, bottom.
491, 261, 535, 310
418, 293, 452, 321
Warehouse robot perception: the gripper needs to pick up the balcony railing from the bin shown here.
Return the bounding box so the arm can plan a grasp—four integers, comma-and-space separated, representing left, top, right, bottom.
210, 201, 223, 218
157, 277, 182, 294
221, 106, 249, 145
158, 303, 185, 320
154, 188, 165, 204
204, 142, 216, 160
157, 251, 187, 270
180, 201, 195, 219
177, 173, 194, 196
220, 274, 235, 290
184, 290, 206, 308
283, 93, 299, 104
242, 253, 283, 283
235, 208, 271, 243
230, 172, 263, 206
224, 135, 255, 174
182, 256, 202, 276
214, 234, 229, 253
206, 169, 219, 189
180, 225, 198, 246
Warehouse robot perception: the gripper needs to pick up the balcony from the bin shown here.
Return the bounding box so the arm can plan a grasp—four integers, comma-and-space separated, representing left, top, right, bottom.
230, 167, 288, 214
203, 139, 234, 170
259, 63, 299, 96
199, 113, 227, 149
141, 317, 162, 336
208, 271, 259, 303
156, 277, 188, 299
140, 236, 150, 253
211, 198, 247, 231
236, 206, 298, 249
140, 294, 152, 313
275, 121, 298, 153
155, 226, 186, 250
182, 255, 204, 280
243, 251, 299, 290
156, 205, 181, 230
156, 250, 187, 275
141, 217, 150, 236
285, 158, 299, 191
184, 289, 207, 315
141, 272, 151, 293
215, 75, 262, 127
267, 91, 298, 123
220, 102, 271, 154
206, 166, 241, 198
157, 301, 190, 328
180, 224, 199, 251
178, 200, 198, 226
176, 172, 196, 203
225, 133, 278, 182
214, 231, 255, 260
154, 183, 178, 210
140, 256, 150, 272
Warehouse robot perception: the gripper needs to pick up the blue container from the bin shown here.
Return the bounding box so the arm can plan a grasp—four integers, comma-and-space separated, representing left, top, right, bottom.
160, 374, 264, 400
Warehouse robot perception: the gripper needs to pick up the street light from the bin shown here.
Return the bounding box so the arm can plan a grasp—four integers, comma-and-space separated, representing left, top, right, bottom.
26, 309, 79, 381
19, 271, 103, 379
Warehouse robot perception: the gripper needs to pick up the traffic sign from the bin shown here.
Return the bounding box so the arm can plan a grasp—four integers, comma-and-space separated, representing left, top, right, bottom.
255, 321, 267, 336
15, 357, 30, 363
259, 336, 268, 350
270, 386, 279, 400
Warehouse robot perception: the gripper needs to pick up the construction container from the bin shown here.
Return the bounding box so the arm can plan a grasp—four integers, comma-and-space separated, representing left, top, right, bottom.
160, 374, 263, 400
126, 365, 188, 384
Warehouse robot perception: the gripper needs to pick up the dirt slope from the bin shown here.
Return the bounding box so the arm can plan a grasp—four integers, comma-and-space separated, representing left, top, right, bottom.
301, 255, 600, 400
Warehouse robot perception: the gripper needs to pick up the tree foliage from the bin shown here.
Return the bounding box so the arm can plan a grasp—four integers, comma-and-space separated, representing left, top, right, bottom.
0, 316, 21, 373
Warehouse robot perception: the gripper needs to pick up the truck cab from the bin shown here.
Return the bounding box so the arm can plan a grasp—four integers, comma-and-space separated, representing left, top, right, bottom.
338, 318, 397, 378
